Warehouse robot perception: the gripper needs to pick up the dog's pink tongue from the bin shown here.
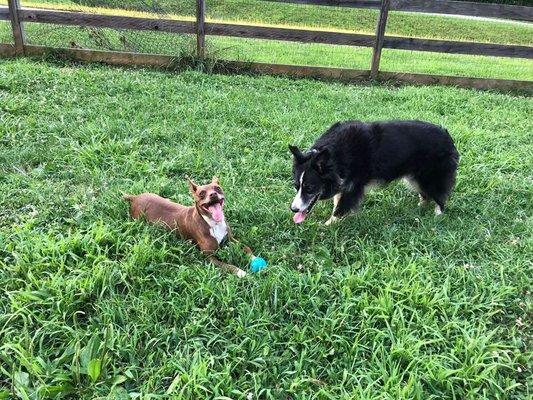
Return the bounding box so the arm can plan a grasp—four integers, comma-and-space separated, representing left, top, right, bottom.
208, 203, 224, 222
293, 211, 307, 224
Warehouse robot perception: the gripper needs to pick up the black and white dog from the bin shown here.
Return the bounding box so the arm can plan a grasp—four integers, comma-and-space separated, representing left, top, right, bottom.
289, 120, 459, 225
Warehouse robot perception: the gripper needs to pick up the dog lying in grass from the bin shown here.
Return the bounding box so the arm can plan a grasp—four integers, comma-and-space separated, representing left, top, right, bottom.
123, 177, 250, 277
290, 120, 460, 225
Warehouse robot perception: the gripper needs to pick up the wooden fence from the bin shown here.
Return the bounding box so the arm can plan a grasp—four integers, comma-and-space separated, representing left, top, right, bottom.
0, 0, 532, 91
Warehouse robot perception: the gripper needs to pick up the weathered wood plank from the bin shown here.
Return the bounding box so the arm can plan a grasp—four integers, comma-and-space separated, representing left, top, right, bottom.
23, 45, 176, 67
0, 43, 17, 56
377, 70, 533, 91
0, 6, 10, 20
0, 45, 530, 92
204, 22, 375, 47
268, 0, 380, 8
383, 36, 533, 59
14, 8, 532, 59
7, 0, 25, 55
223, 59, 372, 80
370, 0, 390, 79
266, 0, 533, 21
225, 60, 533, 91
196, 0, 206, 59
391, 0, 533, 22
19, 8, 196, 34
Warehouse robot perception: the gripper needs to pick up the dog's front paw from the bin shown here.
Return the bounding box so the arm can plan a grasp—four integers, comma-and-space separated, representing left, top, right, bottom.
236, 269, 247, 278
325, 216, 339, 226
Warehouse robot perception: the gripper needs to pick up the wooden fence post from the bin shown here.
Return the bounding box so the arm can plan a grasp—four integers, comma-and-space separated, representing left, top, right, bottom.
7, 0, 25, 55
370, 0, 390, 79
196, 0, 205, 59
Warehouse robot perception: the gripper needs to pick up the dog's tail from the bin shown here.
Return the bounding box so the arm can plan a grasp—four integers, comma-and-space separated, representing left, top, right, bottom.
208, 256, 247, 278
122, 193, 135, 201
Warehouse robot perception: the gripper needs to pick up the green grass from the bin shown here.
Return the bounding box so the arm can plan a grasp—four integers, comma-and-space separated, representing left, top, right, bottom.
7, 0, 533, 46
1, 58, 532, 399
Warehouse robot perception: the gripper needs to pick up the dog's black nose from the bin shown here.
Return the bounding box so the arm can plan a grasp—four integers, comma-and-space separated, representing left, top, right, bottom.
210, 192, 218, 199
291, 205, 299, 212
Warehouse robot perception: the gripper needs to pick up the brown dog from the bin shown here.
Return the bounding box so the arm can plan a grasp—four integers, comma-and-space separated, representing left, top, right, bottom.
123, 177, 250, 277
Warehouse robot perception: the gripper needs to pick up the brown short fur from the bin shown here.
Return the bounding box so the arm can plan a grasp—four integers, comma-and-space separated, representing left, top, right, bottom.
123, 178, 251, 277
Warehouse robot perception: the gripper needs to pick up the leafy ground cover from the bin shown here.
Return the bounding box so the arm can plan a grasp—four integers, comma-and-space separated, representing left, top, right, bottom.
0, 58, 531, 399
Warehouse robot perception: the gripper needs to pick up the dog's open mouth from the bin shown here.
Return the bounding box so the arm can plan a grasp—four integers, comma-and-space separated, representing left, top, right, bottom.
293, 195, 318, 224
202, 198, 225, 222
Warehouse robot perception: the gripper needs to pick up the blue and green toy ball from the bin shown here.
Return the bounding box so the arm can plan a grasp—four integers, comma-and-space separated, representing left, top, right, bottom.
249, 256, 268, 273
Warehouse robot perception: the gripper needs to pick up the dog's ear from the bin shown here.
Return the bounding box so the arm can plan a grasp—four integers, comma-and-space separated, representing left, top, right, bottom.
312, 148, 330, 174
187, 177, 198, 193
211, 176, 220, 185
289, 145, 307, 164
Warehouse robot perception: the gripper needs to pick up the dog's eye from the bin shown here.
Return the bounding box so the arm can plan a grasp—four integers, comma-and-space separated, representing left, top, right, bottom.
214, 186, 222, 193
199, 190, 206, 199
303, 185, 316, 193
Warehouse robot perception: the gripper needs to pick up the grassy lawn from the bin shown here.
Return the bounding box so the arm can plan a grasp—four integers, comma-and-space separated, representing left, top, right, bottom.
0, 58, 532, 399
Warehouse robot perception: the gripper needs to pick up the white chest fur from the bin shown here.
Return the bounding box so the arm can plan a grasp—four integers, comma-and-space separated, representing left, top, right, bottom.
202, 216, 228, 244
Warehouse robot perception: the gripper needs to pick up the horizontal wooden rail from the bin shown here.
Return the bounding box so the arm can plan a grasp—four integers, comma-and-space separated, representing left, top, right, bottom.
0, 44, 531, 92
204, 22, 375, 47
0, 43, 17, 56
390, 0, 533, 21
269, 0, 381, 9
18, 7, 195, 34
0, 6, 9, 20
383, 36, 532, 58
3, 7, 530, 59
267, 0, 533, 21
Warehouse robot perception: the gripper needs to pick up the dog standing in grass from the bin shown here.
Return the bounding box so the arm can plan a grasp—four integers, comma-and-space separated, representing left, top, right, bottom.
290, 120, 459, 224
123, 177, 250, 277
